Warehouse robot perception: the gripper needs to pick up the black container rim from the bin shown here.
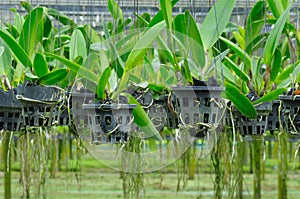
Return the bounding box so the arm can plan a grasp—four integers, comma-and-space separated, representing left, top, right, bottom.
171, 86, 225, 91
279, 95, 300, 101
66, 92, 96, 97
82, 103, 136, 110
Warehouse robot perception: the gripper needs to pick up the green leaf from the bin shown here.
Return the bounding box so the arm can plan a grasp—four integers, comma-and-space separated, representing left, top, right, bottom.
12, 63, 25, 85
184, 10, 205, 67
253, 88, 286, 105
200, 0, 236, 50
160, 0, 172, 30
148, 0, 179, 27
225, 82, 257, 119
5, 23, 19, 39
70, 29, 87, 61
245, 0, 266, 45
45, 52, 98, 84
38, 68, 69, 85
270, 48, 282, 82
47, 8, 75, 26
211, 49, 235, 81
43, 16, 52, 38
33, 52, 49, 78
127, 94, 162, 141
245, 32, 268, 55
20, 1, 33, 13
74, 56, 83, 66
0, 30, 32, 68
148, 83, 165, 93
263, 7, 290, 66
183, 59, 192, 82
223, 56, 250, 82
97, 67, 111, 99
108, 0, 123, 21
25, 68, 38, 79
19, 7, 45, 58
220, 36, 251, 70
173, 14, 186, 42
13, 11, 25, 34
275, 62, 300, 85
267, 0, 285, 18
148, 139, 157, 151
155, 19, 176, 66
0, 40, 12, 77
125, 21, 166, 72
117, 71, 130, 95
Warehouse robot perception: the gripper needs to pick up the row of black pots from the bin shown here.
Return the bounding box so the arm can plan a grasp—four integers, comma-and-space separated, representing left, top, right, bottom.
226, 96, 300, 137
0, 83, 299, 143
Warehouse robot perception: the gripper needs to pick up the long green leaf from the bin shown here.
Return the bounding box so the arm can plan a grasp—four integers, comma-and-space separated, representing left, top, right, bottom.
220, 36, 251, 70
200, 0, 236, 51
13, 11, 25, 34
127, 94, 162, 141
45, 52, 98, 84
275, 62, 300, 84
20, 1, 33, 13
160, 0, 172, 30
108, 0, 123, 21
225, 82, 257, 119
38, 68, 69, 85
33, 52, 49, 78
70, 29, 87, 61
19, 7, 45, 58
267, 0, 285, 18
0, 30, 32, 68
97, 67, 112, 99
223, 56, 250, 82
125, 21, 166, 72
148, 0, 179, 27
0, 40, 12, 77
156, 35, 176, 65
270, 48, 282, 82
253, 88, 286, 105
245, 0, 266, 45
47, 8, 75, 26
263, 7, 290, 66
184, 10, 205, 67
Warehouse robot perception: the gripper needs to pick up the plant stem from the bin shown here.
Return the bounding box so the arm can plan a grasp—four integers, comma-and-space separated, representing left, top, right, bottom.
252, 136, 262, 199
3, 131, 12, 199
278, 131, 288, 199
249, 142, 253, 174
236, 137, 244, 199
187, 143, 195, 179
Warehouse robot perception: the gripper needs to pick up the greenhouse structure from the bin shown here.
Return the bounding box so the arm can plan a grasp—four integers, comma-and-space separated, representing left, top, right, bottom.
0, 0, 300, 199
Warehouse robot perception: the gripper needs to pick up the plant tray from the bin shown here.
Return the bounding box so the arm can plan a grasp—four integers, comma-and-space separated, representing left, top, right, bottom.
0, 89, 23, 131
16, 84, 63, 127
172, 86, 224, 137
279, 95, 300, 132
234, 102, 272, 136
83, 103, 136, 144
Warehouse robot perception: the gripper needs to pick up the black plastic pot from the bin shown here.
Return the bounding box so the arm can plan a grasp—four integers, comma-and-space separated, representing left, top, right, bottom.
54, 91, 95, 127
83, 103, 136, 144
148, 94, 179, 130
0, 89, 23, 131
279, 95, 300, 132
16, 84, 63, 127
234, 102, 272, 136
172, 86, 224, 137
267, 100, 282, 133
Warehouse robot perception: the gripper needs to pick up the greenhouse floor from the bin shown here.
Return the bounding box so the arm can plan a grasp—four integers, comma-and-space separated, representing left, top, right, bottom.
1, 154, 300, 199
